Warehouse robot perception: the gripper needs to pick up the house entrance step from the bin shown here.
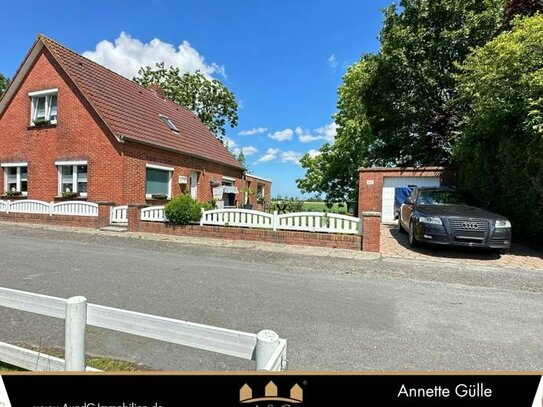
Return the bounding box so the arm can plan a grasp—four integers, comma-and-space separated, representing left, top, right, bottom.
101, 225, 128, 232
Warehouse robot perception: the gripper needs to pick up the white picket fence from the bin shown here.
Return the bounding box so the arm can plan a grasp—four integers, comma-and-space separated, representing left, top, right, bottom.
110, 205, 128, 224
138, 206, 361, 235
1, 200, 361, 236
0, 287, 287, 371
200, 208, 274, 229
0, 199, 98, 217
141, 205, 166, 222
277, 212, 362, 234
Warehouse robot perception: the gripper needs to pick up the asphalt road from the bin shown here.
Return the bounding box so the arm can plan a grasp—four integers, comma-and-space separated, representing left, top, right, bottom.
0, 223, 541, 371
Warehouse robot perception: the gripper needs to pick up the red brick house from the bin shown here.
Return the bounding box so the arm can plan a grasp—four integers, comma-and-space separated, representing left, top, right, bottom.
243, 174, 272, 210
0, 35, 269, 207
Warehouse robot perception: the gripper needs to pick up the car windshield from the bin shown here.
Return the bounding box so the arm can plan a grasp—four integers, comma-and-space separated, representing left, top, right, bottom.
416, 190, 481, 206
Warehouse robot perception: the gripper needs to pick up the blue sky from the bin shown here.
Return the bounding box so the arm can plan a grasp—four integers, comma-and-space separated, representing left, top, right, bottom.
0, 0, 392, 198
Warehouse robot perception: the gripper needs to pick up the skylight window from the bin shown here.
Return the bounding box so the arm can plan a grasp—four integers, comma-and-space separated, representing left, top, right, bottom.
160, 115, 179, 132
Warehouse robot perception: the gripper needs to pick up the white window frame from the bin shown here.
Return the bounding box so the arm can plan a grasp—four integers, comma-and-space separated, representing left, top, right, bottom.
145, 163, 173, 199
55, 160, 88, 197
29, 88, 58, 126
222, 176, 236, 186
2, 162, 28, 196
257, 183, 265, 199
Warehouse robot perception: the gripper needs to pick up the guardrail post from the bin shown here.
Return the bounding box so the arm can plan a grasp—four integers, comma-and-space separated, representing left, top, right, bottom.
255, 329, 279, 370
64, 296, 87, 371
272, 211, 278, 231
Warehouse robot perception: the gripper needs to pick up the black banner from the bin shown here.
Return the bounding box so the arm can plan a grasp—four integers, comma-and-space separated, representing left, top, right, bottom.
1, 374, 542, 406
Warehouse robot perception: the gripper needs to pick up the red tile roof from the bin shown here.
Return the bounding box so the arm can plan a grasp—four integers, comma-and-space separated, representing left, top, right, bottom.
40, 36, 244, 170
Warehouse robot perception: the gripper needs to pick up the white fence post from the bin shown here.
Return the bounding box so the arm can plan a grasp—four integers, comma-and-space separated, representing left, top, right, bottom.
272, 211, 278, 231
200, 207, 204, 226
49, 201, 54, 216
255, 329, 279, 370
64, 296, 87, 371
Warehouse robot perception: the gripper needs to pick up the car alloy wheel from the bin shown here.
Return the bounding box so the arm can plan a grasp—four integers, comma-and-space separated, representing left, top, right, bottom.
408, 221, 419, 248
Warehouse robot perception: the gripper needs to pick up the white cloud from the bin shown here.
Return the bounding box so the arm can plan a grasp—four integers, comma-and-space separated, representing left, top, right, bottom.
223, 136, 237, 150
307, 149, 321, 158
328, 54, 338, 69
315, 122, 338, 143
268, 128, 293, 141
294, 122, 338, 143
254, 148, 305, 166
233, 146, 258, 156
296, 126, 322, 143
83, 32, 226, 80
238, 127, 268, 136
256, 148, 280, 163
280, 151, 303, 165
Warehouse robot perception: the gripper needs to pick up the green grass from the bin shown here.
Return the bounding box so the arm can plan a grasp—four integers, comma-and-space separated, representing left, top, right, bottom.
0, 361, 24, 371
0, 346, 147, 372
301, 201, 348, 213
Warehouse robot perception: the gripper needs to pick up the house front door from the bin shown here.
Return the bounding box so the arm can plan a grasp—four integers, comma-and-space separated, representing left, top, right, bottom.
190, 171, 198, 200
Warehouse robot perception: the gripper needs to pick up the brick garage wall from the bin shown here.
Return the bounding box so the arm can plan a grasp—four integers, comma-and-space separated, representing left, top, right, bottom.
133, 220, 361, 250
122, 141, 244, 205
358, 167, 457, 214
0, 212, 100, 228
0, 49, 125, 203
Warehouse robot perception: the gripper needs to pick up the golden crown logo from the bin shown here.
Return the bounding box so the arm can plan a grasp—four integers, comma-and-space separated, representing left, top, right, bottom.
240, 381, 303, 404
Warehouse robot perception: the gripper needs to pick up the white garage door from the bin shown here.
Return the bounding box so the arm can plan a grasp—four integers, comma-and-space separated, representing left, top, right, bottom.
381, 177, 441, 222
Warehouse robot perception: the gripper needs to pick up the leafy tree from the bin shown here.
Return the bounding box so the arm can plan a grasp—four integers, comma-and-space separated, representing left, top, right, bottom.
0, 73, 9, 96
297, 0, 505, 203
134, 63, 238, 139
455, 15, 543, 240
363, 0, 505, 166
503, 0, 543, 28
236, 151, 247, 171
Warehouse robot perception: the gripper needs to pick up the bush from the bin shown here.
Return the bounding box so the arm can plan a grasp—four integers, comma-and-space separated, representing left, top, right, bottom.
284, 198, 303, 213
164, 194, 202, 225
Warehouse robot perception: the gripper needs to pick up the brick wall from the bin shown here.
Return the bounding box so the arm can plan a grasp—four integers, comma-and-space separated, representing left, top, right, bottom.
0, 212, 100, 228
0, 49, 125, 203
122, 141, 244, 205
134, 220, 362, 250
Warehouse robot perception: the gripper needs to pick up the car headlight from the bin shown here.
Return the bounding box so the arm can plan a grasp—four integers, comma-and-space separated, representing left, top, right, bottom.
495, 220, 511, 228
419, 216, 443, 225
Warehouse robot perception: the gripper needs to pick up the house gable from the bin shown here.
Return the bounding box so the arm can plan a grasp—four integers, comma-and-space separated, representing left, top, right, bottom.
0, 46, 125, 202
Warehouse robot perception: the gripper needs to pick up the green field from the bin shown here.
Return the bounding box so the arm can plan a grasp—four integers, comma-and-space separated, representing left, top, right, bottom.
301, 201, 349, 213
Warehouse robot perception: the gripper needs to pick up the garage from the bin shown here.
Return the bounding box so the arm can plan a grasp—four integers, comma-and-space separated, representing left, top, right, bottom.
381, 176, 441, 222
358, 167, 457, 224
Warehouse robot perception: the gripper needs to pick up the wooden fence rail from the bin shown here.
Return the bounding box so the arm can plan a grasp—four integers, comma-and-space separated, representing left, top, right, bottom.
0, 287, 287, 372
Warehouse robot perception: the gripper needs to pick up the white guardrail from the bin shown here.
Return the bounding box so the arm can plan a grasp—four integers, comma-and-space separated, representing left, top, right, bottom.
0, 287, 287, 372
0, 199, 98, 217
